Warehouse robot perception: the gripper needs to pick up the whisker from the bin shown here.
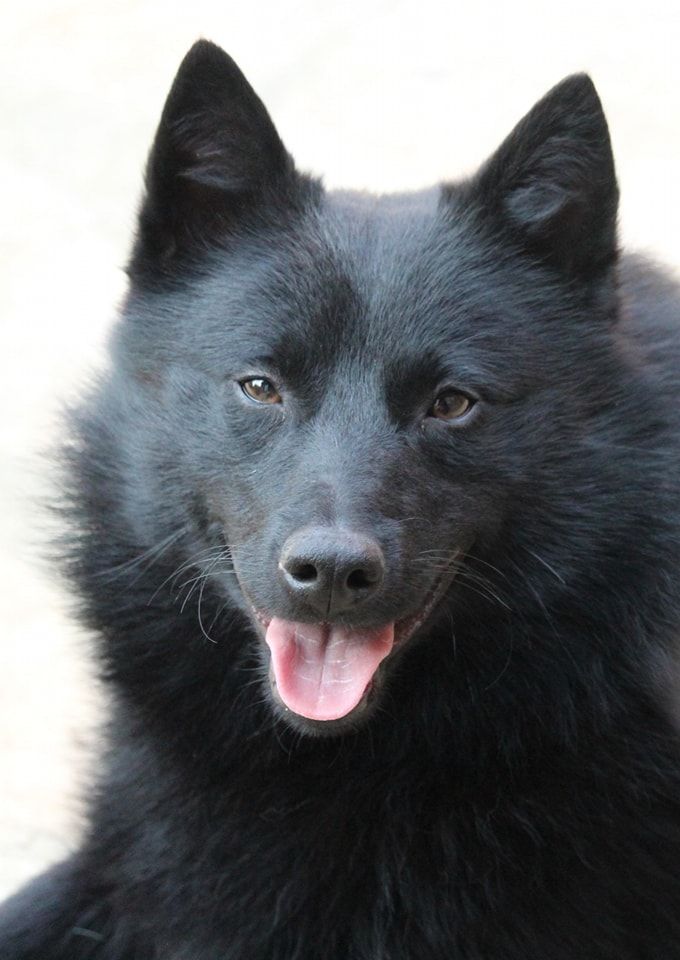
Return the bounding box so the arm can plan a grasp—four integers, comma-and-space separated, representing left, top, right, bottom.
94, 528, 186, 581
522, 547, 566, 585
196, 552, 231, 644
148, 545, 231, 606
177, 550, 232, 614
484, 631, 514, 692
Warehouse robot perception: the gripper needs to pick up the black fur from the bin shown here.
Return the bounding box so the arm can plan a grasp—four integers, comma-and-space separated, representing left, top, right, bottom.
3, 40, 680, 958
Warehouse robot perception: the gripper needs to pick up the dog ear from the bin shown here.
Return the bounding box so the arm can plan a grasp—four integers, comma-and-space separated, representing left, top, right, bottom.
130, 40, 298, 279
463, 74, 619, 277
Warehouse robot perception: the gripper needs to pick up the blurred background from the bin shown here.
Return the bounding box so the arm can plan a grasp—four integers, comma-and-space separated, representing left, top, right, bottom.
1, 0, 679, 898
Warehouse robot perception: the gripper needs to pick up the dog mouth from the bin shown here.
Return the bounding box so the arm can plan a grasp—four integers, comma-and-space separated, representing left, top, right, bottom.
249, 555, 461, 725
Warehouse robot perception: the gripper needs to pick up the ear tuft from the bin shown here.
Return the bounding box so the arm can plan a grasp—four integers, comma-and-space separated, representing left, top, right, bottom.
466, 74, 619, 276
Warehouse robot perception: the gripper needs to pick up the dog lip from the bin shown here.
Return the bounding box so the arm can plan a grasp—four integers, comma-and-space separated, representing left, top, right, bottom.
254, 609, 272, 630
393, 550, 462, 644
250, 549, 462, 649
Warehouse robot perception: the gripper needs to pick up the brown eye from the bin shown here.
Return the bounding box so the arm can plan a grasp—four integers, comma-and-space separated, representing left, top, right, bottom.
429, 390, 474, 421
240, 377, 282, 405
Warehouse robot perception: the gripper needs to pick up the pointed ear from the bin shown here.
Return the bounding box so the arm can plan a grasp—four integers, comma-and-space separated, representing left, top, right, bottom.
130, 41, 297, 278
464, 75, 619, 277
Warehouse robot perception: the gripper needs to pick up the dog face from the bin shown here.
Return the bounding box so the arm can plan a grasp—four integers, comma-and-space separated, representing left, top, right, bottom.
105, 42, 632, 735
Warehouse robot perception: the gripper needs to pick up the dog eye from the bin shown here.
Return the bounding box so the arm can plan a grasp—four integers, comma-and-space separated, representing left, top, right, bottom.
240, 377, 282, 404
428, 390, 474, 421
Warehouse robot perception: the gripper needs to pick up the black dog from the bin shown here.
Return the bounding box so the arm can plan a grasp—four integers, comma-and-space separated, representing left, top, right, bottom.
2, 39, 680, 958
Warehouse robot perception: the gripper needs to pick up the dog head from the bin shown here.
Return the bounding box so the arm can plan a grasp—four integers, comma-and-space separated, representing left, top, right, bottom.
99, 42, 635, 736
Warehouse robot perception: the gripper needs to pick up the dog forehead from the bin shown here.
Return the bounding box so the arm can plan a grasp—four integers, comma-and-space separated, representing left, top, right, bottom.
194, 191, 454, 352
320, 187, 447, 290
183, 185, 548, 384
279, 188, 477, 337
297, 189, 514, 355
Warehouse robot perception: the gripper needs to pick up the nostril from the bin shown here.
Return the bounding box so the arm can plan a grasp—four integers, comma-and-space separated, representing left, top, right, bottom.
287, 561, 318, 584
346, 567, 376, 591
294, 563, 318, 583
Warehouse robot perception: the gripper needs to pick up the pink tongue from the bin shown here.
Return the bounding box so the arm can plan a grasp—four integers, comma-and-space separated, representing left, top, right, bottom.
265, 618, 395, 721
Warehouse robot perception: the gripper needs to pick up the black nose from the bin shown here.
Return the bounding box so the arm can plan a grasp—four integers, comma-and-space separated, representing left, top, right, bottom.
279, 527, 385, 618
